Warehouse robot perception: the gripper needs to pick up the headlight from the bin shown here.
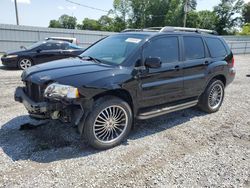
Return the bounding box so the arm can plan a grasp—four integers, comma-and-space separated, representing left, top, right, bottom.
5, 55, 18, 58
44, 83, 80, 99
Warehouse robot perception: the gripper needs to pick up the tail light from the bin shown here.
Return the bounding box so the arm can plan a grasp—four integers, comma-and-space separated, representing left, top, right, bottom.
228, 56, 234, 68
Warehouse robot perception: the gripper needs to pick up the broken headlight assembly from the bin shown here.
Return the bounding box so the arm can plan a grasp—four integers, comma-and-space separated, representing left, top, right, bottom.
44, 83, 80, 99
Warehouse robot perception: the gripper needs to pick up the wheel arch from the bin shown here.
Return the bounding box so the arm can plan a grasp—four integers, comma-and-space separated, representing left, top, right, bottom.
93, 89, 135, 115
205, 74, 226, 90
17, 56, 34, 68
209, 74, 226, 86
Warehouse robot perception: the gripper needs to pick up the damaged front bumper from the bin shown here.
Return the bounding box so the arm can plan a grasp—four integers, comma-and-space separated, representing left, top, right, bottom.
14, 87, 87, 125
15, 87, 62, 115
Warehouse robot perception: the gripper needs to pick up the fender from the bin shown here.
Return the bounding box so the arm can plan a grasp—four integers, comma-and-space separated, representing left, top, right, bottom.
203, 60, 228, 90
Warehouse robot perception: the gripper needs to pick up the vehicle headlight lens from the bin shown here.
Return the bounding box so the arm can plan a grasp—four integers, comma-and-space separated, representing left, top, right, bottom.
5, 55, 18, 58
44, 83, 79, 99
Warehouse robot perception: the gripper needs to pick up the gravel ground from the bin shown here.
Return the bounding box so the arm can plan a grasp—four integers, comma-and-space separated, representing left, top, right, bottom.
0, 55, 249, 188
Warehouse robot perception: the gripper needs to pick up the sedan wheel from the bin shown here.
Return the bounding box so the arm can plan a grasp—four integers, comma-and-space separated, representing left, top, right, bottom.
18, 58, 32, 70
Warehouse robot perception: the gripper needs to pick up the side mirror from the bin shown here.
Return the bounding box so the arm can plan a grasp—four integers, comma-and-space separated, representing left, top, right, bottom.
20, 45, 26, 50
145, 57, 162, 68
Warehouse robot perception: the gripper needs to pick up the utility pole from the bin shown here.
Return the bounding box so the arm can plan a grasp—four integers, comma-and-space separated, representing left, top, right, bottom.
14, 0, 19, 25
183, 0, 188, 27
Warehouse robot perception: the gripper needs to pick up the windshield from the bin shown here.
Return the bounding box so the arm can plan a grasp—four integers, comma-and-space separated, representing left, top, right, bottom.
26, 41, 45, 50
80, 34, 147, 65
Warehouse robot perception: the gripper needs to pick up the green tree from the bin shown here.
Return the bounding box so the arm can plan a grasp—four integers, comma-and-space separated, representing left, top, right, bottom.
186, 10, 218, 29
129, 0, 150, 28
240, 23, 250, 35
213, 0, 244, 35
49, 20, 62, 28
98, 15, 114, 31
58, 14, 77, 29
78, 18, 101, 30
112, 17, 126, 31
164, 0, 184, 26
243, 2, 250, 23
113, 0, 131, 23
198, 10, 218, 29
48, 14, 77, 29
186, 11, 199, 28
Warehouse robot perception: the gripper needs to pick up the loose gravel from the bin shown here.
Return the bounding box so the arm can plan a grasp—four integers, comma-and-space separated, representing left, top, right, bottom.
0, 55, 249, 188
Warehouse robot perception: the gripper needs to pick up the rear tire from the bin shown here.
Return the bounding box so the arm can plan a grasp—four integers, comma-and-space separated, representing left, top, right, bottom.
198, 79, 225, 113
83, 96, 132, 150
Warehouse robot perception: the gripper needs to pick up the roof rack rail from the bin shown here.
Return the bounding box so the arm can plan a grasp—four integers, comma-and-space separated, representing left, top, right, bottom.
122, 26, 218, 35
122, 28, 162, 32
122, 28, 143, 32
160, 26, 218, 35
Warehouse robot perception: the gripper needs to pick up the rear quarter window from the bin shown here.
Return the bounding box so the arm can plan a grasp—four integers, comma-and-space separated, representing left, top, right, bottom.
183, 36, 205, 60
205, 37, 227, 58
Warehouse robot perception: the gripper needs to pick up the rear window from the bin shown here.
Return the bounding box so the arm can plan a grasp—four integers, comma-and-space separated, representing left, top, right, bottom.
183, 36, 205, 60
205, 37, 227, 58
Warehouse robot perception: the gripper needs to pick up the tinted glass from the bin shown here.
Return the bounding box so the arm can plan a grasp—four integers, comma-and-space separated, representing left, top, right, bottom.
67, 43, 83, 49
144, 37, 179, 63
40, 43, 62, 50
184, 37, 205, 60
27, 41, 44, 50
81, 34, 147, 65
205, 37, 227, 57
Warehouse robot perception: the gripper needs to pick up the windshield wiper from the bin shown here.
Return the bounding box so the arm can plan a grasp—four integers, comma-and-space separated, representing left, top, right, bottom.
78, 55, 102, 64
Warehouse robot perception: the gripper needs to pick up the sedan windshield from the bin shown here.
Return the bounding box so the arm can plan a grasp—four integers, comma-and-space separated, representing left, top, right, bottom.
80, 34, 147, 65
26, 41, 45, 50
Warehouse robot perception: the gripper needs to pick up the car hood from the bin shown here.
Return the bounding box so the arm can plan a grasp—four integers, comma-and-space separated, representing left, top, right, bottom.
6, 49, 26, 55
22, 57, 118, 84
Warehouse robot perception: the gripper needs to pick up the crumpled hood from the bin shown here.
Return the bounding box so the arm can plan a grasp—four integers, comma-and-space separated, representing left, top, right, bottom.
22, 57, 116, 84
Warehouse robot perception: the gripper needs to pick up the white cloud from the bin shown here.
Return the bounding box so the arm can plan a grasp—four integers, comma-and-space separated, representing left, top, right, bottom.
57, 6, 65, 10
11, 0, 31, 4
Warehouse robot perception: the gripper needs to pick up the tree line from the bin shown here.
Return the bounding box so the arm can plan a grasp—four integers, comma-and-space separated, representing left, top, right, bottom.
49, 0, 250, 35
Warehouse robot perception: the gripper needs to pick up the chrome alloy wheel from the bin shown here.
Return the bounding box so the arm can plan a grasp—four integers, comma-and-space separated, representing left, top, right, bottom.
208, 84, 223, 110
93, 105, 128, 143
19, 59, 32, 70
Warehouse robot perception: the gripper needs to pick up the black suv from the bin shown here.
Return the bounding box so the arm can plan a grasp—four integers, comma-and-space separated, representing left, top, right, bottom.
14, 27, 236, 149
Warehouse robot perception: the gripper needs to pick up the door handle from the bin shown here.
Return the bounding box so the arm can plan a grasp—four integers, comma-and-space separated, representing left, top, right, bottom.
173, 65, 180, 71
204, 61, 209, 65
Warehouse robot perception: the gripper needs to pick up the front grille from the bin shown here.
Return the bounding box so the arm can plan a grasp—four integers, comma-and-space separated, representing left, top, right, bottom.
25, 82, 45, 102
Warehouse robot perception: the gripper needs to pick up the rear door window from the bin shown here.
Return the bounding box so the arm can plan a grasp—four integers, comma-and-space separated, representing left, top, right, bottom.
183, 36, 205, 60
205, 37, 227, 58
40, 43, 62, 50
143, 36, 179, 63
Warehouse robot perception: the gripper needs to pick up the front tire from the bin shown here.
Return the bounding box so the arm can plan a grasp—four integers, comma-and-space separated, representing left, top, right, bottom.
83, 96, 132, 150
18, 58, 33, 70
198, 79, 225, 113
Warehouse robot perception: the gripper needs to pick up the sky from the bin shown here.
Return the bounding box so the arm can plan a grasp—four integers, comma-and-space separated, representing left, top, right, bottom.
0, 0, 250, 27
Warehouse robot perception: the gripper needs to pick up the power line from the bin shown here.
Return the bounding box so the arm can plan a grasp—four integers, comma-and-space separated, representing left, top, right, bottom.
65, 0, 109, 13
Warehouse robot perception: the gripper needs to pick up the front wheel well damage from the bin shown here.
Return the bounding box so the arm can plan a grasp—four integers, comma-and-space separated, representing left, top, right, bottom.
92, 89, 134, 112
78, 89, 134, 135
